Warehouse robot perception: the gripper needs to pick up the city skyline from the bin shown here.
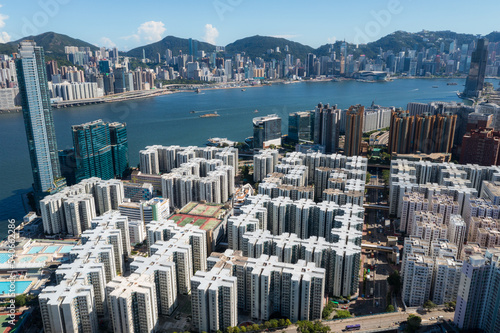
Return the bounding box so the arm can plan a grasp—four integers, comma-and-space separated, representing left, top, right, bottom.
0, 0, 499, 50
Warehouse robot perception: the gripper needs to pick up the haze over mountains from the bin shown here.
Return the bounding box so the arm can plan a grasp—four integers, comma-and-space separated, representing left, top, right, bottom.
1, 30, 499, 62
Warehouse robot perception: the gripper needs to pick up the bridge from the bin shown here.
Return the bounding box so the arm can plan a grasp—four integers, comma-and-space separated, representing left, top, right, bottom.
363, 204, 390, 211
365, 184, 385, 189
367, 163, 391, 169
361, 243, 397, 253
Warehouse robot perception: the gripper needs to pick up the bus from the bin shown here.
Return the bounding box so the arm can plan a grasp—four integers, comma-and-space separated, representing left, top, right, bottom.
345, 324, 361, 331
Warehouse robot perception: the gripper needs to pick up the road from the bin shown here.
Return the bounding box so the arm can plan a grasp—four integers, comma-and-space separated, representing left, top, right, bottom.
282, 309, 455, 333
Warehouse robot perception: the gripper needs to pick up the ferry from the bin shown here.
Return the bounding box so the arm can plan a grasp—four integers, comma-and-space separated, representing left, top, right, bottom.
447, 82, 458, 86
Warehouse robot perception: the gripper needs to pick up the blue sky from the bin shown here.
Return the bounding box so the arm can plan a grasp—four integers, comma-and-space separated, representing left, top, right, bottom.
0, 0, 498, 51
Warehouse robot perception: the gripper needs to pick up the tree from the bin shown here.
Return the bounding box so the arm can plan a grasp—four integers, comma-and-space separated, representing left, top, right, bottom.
405, 314, 422, 333
385, 304, 395, 312
296, 321, 330, 333
387, 270, 402, 294
251, 324, 260, 331
423, 300, 437, 311
285, 319, 292, 327
366, 172, 372, 184
269, 144, 276, 149
382, 169, 391, 184
240, 326, 246, 332
333, 309, 352, 319
445, 300, 456, 310
15, 294, 27, 307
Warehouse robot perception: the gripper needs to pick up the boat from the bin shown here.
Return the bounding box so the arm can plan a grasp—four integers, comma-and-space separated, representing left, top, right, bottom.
241, 89, 246, 91
432, 86, 439, 88
254, 109, 259, 113
200, 111, 219, 118
195, 88, 201, 93
189, 110, 195, 114
447, 82, 458, 86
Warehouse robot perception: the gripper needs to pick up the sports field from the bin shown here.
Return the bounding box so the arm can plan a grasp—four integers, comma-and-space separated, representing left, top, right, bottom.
179, 202, 197, 214
170, 214, 221, 230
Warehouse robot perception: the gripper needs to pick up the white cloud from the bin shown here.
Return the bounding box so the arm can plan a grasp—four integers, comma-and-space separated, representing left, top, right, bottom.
122, 21, 166, 44
203, 24, 219, 45
0, 31, 10, 43
99, 37, 116, 48
0, 5, 8, 29
271, 34, 301, 39
327, 36, 337, 44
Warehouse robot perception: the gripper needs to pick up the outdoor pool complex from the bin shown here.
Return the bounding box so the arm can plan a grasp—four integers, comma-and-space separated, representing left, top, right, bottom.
0, 253, 10, 264
0, 281, 32, 294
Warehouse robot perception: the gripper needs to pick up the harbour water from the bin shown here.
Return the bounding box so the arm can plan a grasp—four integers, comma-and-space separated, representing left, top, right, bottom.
0, 78, 482, 235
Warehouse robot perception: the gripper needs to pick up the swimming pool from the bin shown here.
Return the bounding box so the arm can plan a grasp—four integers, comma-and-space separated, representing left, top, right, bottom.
19, 257, 32, 263
59, 246, 74, 254
0, 253, 11, 264
35, 256, 48, 263
0, 281, 32, 295
43, 246, 60, 254
27, 246, 44, 254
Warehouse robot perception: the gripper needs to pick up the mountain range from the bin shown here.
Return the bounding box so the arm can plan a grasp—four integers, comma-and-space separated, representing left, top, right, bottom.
1, 30, 499, 64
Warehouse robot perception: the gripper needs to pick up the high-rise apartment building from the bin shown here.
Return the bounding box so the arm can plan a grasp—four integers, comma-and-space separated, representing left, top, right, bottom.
207, 250, 325, 323
461, 128, 500, 166
344, 105, 364, 156
191, 263, 238, 332
454, 249, 500, 333
16, 41, 66, 202
463, 38, 488, 98
388, 110, 456, 155
313, 103, 340, 153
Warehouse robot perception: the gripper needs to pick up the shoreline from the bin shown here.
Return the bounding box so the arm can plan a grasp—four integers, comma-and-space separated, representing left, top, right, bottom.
2, 76, 499, 114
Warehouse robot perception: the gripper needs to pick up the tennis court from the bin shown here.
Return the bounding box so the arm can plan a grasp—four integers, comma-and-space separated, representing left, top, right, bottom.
179, 202, 197, 214
190, 204, 208, 215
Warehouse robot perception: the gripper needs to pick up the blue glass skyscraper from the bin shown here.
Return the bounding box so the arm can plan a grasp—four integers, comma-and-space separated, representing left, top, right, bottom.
72, 119, 128, 182
109, 122, 129, 178
72, 119, 113, 182
16, 41, 66, 202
